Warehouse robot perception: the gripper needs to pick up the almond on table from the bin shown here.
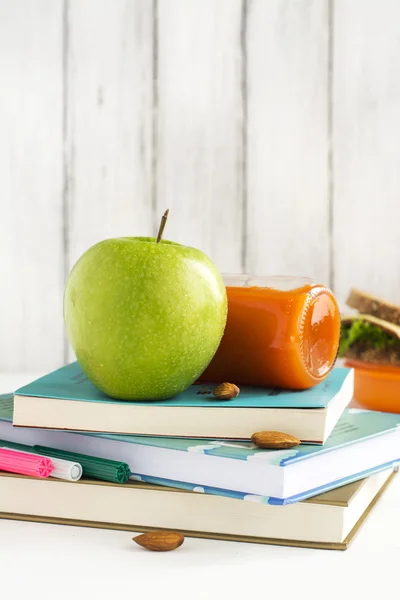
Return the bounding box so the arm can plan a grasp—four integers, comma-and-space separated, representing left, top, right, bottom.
132, 530, 185, 552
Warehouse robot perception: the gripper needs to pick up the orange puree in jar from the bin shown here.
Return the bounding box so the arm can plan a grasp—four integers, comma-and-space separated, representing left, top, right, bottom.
200, 276, 341, 390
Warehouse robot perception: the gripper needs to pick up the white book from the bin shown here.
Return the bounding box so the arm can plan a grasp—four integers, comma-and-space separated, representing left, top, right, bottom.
11, 363, 354, 443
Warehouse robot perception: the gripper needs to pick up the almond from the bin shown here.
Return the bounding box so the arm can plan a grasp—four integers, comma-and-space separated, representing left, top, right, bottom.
132, 530, 184, 552
213, 382, 240, 400
251, 431, 301, 449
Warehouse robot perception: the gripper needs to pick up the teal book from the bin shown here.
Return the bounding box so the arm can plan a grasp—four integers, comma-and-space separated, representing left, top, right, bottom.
11, 362, 354, 443
1, 394, 399, 505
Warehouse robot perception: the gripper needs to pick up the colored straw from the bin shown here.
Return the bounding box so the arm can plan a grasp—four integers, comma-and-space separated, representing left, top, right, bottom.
33, 446, 130, 483
1, 447, 82, 482
0, 448, 53, 478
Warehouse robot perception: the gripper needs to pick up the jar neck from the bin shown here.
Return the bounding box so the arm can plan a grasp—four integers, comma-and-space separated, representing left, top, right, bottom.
222, 274, 314, 291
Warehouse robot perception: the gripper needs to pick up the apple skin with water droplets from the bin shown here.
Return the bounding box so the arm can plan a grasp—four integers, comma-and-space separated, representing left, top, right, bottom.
63, 236, 227, 400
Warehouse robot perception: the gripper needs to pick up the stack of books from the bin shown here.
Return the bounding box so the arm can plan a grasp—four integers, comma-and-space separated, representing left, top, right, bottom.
0, 362, 399, 550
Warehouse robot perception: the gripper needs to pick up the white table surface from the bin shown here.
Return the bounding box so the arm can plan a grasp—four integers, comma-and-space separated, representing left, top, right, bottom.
1, 373, 400, 600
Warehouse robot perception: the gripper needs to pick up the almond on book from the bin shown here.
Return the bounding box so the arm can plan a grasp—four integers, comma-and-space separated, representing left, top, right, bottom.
213, 382, 240, 400
251, 431, 301, 449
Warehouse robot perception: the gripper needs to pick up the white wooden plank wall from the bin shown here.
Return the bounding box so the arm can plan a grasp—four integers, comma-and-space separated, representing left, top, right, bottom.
1, 0, 400, 372
333, 0, 400, 308
156, 0, 243, 274
0, 1, 64, 372
66, 0, 154, 267
247, 0, 330, 283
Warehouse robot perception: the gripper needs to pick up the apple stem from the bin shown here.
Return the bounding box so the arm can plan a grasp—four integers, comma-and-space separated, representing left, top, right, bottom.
156, 209, 169, 243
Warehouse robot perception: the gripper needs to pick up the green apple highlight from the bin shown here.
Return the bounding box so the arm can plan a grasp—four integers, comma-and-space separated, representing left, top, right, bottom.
63, 236, 227, 400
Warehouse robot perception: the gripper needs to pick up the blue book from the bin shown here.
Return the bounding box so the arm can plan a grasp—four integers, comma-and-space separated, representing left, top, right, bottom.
12, 362, 354, 443
1, 394, 399, 505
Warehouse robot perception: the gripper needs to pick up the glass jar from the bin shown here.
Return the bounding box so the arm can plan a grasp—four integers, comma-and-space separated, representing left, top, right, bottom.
200, 275, 341, 390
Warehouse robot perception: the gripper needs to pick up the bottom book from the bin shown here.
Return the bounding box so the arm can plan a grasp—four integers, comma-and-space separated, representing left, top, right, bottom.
0, 468, 395, 550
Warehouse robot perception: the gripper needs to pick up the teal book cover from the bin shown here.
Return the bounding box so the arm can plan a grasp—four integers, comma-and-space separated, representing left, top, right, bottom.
82, 407, 400, 464
0, 394, 13, 422
14, 361, 351, 409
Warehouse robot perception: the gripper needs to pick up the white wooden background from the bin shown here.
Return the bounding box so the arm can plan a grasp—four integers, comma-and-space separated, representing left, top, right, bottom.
1, 0, 400, 373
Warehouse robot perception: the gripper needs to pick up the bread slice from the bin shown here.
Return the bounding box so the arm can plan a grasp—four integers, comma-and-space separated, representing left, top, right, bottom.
346, 289, 400, 326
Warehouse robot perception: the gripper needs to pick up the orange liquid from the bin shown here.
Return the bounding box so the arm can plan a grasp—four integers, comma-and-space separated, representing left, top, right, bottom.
200, 282, 340, 389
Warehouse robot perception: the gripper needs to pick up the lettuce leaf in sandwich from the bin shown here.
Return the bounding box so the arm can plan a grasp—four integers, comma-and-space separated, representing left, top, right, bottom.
339, 314, 400, 366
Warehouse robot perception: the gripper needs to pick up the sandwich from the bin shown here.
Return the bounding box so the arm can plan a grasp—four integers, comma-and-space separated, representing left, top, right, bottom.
339, 288, 400, 366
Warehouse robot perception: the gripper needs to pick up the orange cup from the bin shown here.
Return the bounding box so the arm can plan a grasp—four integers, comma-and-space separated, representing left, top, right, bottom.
344, 358, 400, 413
200, 275, 341, 390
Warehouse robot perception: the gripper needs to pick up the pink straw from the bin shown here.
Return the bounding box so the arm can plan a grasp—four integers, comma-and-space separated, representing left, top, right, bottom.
0, 448, 53, 478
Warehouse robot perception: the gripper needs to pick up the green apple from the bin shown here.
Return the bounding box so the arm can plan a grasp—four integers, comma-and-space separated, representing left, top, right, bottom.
63, 235, 227, 400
